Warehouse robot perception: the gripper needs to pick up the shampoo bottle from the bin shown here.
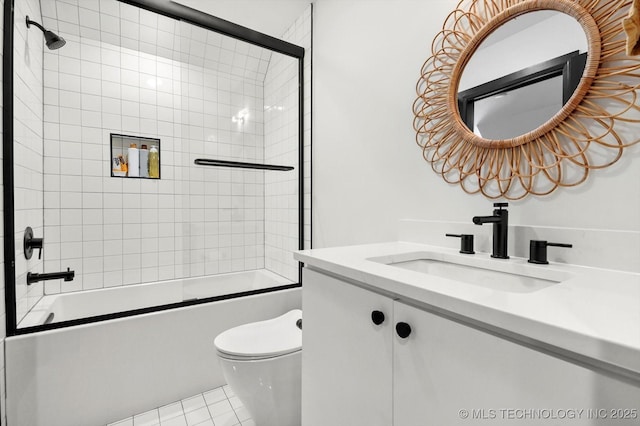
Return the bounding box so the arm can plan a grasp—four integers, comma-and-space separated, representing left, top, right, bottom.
127, 143, 140, 177
149, 145, 159, 178
139, 144, 149, 178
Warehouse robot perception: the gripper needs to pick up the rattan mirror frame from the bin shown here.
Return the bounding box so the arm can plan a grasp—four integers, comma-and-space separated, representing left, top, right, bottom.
413, 0, 640, 200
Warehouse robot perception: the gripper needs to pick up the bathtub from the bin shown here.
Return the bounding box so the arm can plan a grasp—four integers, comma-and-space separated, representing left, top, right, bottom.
18, 269, 294, 327
6, 269, 302, 426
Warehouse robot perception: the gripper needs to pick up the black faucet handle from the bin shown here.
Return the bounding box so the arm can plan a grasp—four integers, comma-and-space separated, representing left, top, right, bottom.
528, 240, 573, 264
547, 242, 573, 248
445, 233, 475, 254
493, 202, 508, 209
24, 226, 44, 260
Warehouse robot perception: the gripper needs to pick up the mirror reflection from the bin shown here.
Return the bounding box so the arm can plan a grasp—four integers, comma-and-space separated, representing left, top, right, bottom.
458, 10, 588, 139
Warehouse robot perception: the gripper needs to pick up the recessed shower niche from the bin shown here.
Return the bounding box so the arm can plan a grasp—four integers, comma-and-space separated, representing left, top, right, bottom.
110, 134, 161, 179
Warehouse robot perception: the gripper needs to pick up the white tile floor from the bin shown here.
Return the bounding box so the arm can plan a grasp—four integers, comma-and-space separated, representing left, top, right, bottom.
107, 385, 255, 426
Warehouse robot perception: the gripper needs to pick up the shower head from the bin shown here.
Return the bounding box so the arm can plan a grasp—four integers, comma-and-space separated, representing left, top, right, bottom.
43, 30, 66, 50
26, 16, 66, 50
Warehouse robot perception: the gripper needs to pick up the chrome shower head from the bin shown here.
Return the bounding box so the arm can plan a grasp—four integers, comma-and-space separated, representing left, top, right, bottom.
26, 16, 66, 50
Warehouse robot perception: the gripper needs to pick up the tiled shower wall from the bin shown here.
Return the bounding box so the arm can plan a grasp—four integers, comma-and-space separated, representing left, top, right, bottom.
12, 0, 46, 330
264, 6, 312, 281
39, 0, 278, 296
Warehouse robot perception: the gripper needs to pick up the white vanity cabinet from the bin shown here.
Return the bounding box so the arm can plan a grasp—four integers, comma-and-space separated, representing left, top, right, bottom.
302, 268, 394, 425
303, 267, 640, 426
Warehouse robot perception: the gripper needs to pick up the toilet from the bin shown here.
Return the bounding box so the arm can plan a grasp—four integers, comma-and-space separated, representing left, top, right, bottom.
214, 309, 302, 426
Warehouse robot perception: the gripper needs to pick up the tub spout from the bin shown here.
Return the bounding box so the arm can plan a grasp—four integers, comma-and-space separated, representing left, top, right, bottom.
27, 267, 75, 285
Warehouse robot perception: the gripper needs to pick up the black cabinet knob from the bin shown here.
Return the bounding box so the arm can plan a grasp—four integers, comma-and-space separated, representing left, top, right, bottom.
371, 310, 385, 325
396, 322, 412, 338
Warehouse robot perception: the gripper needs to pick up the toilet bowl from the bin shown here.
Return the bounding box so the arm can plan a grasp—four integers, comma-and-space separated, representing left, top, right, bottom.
214, 309, 302, 426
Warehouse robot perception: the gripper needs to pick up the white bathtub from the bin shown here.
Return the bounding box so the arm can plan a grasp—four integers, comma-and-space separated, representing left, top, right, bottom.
6, 269, 301, 426
19, 269, 293, 327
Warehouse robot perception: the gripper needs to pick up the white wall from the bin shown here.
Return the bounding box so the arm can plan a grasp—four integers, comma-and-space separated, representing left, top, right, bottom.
312, 0, 640, 250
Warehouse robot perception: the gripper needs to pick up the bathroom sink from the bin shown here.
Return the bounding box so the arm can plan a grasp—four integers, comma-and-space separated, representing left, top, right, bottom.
369, 252, 573, 293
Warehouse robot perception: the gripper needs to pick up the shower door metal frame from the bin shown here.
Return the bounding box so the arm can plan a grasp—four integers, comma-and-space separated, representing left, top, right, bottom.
3, 0, 308, 336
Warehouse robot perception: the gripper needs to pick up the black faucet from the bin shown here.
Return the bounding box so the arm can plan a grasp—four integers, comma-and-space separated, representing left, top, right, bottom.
472, 202, 509, 259
27, 267, 75, 285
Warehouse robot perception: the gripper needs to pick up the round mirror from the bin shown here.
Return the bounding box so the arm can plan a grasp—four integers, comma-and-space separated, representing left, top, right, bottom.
457, 10, 588, 140
413, 0, 640, 200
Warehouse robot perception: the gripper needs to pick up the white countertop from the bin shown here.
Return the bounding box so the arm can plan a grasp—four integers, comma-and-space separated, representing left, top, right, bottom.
295, 242, 640, 379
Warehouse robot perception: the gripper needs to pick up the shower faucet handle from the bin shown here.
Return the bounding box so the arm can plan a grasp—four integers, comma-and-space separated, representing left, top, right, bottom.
24, 227, 44, 260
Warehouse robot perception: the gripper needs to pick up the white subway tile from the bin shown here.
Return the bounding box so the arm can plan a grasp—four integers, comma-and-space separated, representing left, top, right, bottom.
83, 225, 104, 242
81, 76, 102, 96
78, 4, 100, 34
103, 271, 123, 288
102, 112, 122, 128
81, 110, 102, 128
141, 252, 158, 269
83, 256, 103, 274
103, 239, 123, 256
121, 85, 140, 102
82, 176, 103, 193
120, 2, 139, 23
100, 14, 120, 35
121, 69, 139, 87
56, 1, 79, 24
123, 269, 141, 285
123, 209, 142, 225
121, 21, 139, 41
102, 81, 121, 99
81, 61, 101, 79
122, 117, 141, 133
59, 73, 81, 92
80, 26, 101, 40
60, 242, 83, 258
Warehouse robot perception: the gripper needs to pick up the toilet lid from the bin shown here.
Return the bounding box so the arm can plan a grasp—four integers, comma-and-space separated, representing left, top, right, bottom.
214, 309, 302, 359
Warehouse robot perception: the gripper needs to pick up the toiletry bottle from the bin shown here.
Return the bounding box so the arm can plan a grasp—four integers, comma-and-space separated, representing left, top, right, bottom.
139, 144, 149, 178
119, 154, 127, 174
149, 145, 159, 178
128, 143, 140, 177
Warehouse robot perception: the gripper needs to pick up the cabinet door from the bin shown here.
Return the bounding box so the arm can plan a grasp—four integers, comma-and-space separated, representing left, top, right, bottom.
393, 301, 640, 426
302, 268, 394, 426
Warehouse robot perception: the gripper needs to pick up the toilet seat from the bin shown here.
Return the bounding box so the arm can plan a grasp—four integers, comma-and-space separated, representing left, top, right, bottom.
214, 309, 302, 360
